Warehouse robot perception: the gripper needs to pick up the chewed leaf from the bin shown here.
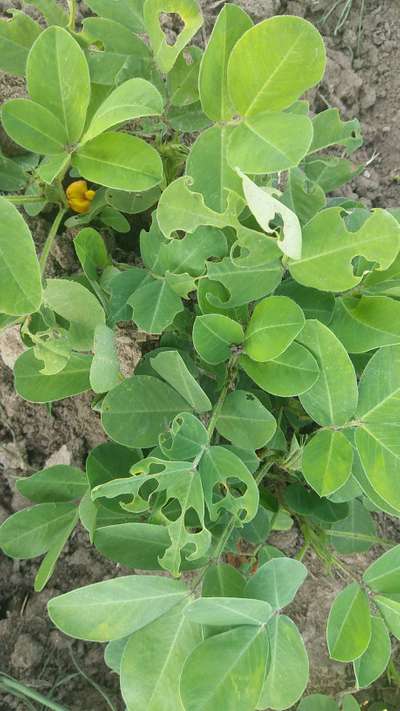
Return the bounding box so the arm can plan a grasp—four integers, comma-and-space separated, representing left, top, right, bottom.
289, 207, 400, 292
157, 176, 235, 239
91, 457, 211, 577
310, 108, 362, 154
143, 0, 203, 73
199, 446, 259, 523
239, 171, 302, 260
0, 11, 41, 76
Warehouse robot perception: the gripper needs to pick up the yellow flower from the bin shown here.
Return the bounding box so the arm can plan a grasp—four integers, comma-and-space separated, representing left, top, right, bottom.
66, 180, 96, 214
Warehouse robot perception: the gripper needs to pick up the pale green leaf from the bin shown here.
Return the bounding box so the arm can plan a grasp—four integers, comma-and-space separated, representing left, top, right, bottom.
16, 465, 87, 503
240, 342, 319, 397
257, 615, 309, 711
83, 78, 163, 142
374, 595, 400, 640
227, 16, 326, 116
72, 132, 163, 192
327, 583, 371, 662
302, 430, 353, 497
150, 350, 211, 412
240, 172, 302, 260
244, 295, 305, 362
121, 601, 201, 711
85, 0, 144, 33
185, 597, 273, 627
0, 11, 41, 76
90, 324, 121, 394
2, 98, 68, 155
14, 349, 92, 403
330, 295, 400, 353
0, 197, 42, 316
102, 375, 191, 448
180, 626, 267, 711
129, 277, 183, 334
216, 390, 276, 449
297, 320, 358, 426
168, 46, 202, 106
245, 558, 307, 610
228, 112, 313, 175
353, 616, 391, 688
199, 4, 252, 121
27, 26, 90, 142
44, 278, 105, 350
48, 575, 187, 641
309, 108, 362, 154
193, 314, 244, 364
0, 502, 78, 559
363, 545, 400, 594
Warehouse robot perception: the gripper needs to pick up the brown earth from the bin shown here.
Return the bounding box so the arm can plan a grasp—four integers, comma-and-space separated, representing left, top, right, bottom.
0, 0, 400, 709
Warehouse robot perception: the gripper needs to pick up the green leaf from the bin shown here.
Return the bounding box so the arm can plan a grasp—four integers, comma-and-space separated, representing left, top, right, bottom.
309, 108, 362, 154
159, 413, 209, 461
150, 351, 211, 412
104, 637, 129, 673
32, 332, 72, 376
244, 295, 304, 362
193, 314, 244, 365
186, 125, 243, 212
23, 0, 68, 26
281, 167, 326, 226
276, 279, 334, 325
94, 522, 177, 570
168, 46, 202, 106
0, 502, 77, 559
228, 112, 313, 175
330, 295, 400, 353
353, 616, 391, 688
185, 597, 273, 627
297, 320, 358, 426
90, 324, 121, 394
0, 151, 28, 191
327, 582, 371, 662
289, 208, 400, 292
83, 78, 163, 142
37, 152, 69, 184
302, 430, 353, 497
298, 696, 339, 711
304, 156, 362, 193
106, 186, 161, 215
355, 346, 400, 511
180, 626, 267, 711
328, 500, 376, 554
0, 10, 41, 76
374, 595, 400, 640
102, 375, 191, 448
2, 98, 68, 155
240, 342, 319, 397
257, 615, 309, 711
245, 557, 307, 610
48, 574, 187, 641
143, 0, 203, 73
157, 176, 233, 239
74, 227, 110, 283
27, 26, 90, 143
199, 446, 259, 523
72, 132, 163, 192
85, 0, 144, 33
14, 349, 92, 403
129, 277, 183, 334
44, 278, 105, 350
121, 601, 201, 711
202, 564, 246, 598
0, 197, 42, 316
216, 390, 276, 449
33, 507, 78, 592
363, 545, 400, 594
16, 465, 87, 503
227, 15, 326, 116
199, 4, 252, 121
240, 173, 302, 260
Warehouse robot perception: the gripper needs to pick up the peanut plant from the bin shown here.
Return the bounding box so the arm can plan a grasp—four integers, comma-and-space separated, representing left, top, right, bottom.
1, 1, 400, 709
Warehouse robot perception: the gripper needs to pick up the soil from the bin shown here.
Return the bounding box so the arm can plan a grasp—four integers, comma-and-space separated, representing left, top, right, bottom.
1, 0, 400, 709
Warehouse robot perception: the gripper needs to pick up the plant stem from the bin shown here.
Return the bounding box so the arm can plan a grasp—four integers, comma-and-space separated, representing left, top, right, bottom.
40, 206, 67, 275
0, 674, 69, 711
68, 0, 77, 31
207, 354, 239, 437
4, 194, 45, 205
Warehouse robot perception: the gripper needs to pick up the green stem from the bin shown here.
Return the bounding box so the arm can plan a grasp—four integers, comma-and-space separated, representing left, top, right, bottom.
4, 194, 45, 205
67, 0, 78, 31
207, 354, 239, 438
40, 206, 67, 275
0, 674, 69, 711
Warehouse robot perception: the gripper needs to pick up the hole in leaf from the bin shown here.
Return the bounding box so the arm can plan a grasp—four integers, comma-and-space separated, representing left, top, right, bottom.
159, 12, 185, 46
